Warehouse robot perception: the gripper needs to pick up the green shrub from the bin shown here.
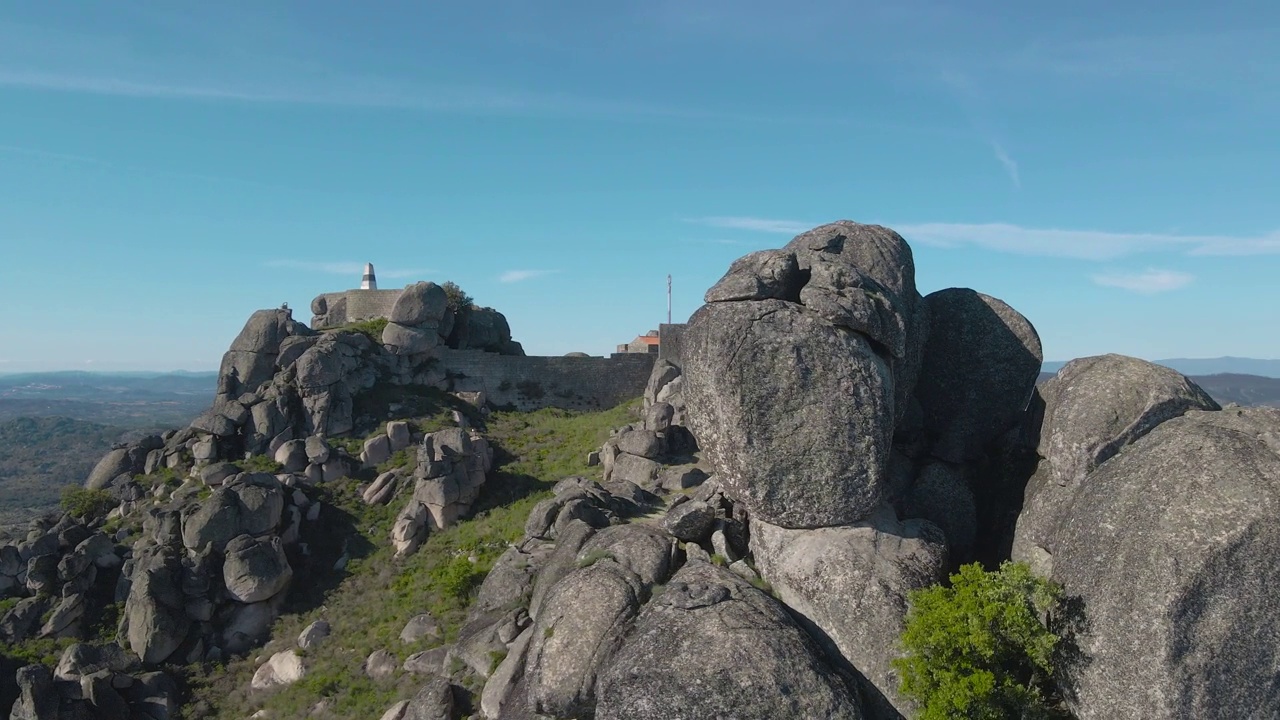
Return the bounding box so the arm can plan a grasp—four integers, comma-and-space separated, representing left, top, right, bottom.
893, 561, 1068, 719
59, 486, 117, 521
238, 454, 284, 474
343, 317, 389, 340
441, 281, 474, 314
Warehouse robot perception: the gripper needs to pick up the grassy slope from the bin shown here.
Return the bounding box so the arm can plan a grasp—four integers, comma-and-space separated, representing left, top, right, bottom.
182, 399, 640, 719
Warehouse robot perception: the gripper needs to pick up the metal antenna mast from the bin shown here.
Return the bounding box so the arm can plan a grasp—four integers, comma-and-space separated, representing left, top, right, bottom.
667, 274, 672, 325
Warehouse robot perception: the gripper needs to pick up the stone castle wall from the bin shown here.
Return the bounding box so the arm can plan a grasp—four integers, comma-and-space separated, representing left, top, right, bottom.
439, 349, 657, 412
311, 289, 403, 329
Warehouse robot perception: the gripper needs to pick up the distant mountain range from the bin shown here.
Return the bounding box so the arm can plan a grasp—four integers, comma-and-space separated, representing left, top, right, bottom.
1042, 357, 1280, 379
0, 370, 217, 427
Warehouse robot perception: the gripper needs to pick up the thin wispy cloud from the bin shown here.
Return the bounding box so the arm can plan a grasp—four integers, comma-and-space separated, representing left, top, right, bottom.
991, 141, 1020, 189
897, 223, 1280, 260
265, 260, 430, 279
686, 217, 1280, 260
1092, 268, 1194, 294
499, 269, 558, 283
688, 217, 816, 234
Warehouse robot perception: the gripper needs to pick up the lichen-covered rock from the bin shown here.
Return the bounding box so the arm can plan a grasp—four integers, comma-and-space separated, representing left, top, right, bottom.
914, 288, 1042, 462
222, 534, 292, 604
1014, 355, 1221, 569
1039, 354, 1219, 488
251, 650, 305, 690
86, 448, 134, 490
389, 281, 449, 326
684, 299, 893, 528
525, 561, 646, 717
703, 249, 803, 303
595, 562, 864, 720
750, 508, 948, 716
1019, 408, 1280, 718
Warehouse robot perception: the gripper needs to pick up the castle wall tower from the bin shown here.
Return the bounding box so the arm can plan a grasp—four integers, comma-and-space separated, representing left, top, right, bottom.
361, 263, 377, 290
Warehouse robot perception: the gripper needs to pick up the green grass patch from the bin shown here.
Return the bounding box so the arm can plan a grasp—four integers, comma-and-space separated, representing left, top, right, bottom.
179, 398, 640, 719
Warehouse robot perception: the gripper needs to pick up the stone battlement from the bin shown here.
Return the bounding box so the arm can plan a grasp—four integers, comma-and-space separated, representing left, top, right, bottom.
440, 349, 657, 412
310, 289, 403, 329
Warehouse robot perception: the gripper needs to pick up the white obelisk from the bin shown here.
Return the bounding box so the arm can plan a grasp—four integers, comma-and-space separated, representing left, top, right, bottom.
361, 263, 377, 290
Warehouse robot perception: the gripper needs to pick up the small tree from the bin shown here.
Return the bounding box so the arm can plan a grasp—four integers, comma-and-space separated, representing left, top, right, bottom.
440, 281, 474, 314
893, 561, 1067, 719
60, 486, 117, 521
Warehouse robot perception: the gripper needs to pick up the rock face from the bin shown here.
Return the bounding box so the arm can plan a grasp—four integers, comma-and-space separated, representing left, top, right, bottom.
1036, 354, 1219, 489
684, 299, 893, 528
750, 509, 948, 715
1015, 408, 1280, 718
914, 288, 1042, 462
594, 562, 864, 720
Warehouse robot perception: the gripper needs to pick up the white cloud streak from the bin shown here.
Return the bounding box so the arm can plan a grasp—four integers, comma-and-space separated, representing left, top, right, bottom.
1092, 268, 1194, 294
897, 223, 1280, 260
688, 217, 816, 234
265, 260, 430, 279
991, 141, 1020, 189
499, 269, 557, 283
686, 217, 1280, 260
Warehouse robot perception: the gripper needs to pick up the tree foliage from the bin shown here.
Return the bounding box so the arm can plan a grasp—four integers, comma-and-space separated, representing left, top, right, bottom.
440, 281, 474, 314
59, 486, 117, 521
893, 561, 1068, 719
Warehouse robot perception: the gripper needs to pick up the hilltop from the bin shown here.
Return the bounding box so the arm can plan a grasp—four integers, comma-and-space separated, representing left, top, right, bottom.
3, 223, 1279, 720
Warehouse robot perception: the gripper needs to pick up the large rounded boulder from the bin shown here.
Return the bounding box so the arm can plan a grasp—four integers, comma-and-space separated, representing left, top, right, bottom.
914, 288, 1042, 462
1014, 355, 1220, 566
1021, 408, 1280, 718
683, 298, 893, 528
594, 562, 864, 719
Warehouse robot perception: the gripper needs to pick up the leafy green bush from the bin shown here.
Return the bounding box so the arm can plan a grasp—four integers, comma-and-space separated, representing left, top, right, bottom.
893, 561, 1068, 719
59, 486, 117, 521
441, 281, 474, 314
343, 317, 389, 340
238, 454, 284, 474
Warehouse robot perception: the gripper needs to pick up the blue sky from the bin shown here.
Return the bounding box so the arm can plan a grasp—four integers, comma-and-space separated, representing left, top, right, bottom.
0, 1, 1277, 371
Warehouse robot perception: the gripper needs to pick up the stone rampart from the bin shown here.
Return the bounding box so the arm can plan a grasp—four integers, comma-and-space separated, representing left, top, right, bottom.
311, 289, 403, 329
438, 349, 656, 412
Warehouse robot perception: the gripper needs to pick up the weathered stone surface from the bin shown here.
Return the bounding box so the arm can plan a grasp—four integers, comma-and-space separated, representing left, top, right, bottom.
526, 561, 645, 717
400, 675, 455, 720
1013, 356, 1222, 568
660, 500, 717, 543
576, 524, 676, 589
251, 650, 305, 690
595, 562, 863, 720
1039, 354, 1219, 488
364, 649, 399, 680
615, 429, 662, 460
274, 439, 308, 473
123, 549, 191, 664
304, 435, 332, 465
363, 434, 393, 468
222, 534, 292, 604
905, 462, 977, 561
914, 288, 1041, 462
383, 323, 440, 355
297, 620, 331, 650
10, 664, 57, 720
86, 448, 133, 490
751, 509, 948, 716
684, 299, 893, 527
608, 453, 662, 488
399, 613, 441, 644
1017, 408, 1280, 719
390, 281, 448, 326
704, 249, 803, 303
481, 626, 534, 720
387, 421, 412, 452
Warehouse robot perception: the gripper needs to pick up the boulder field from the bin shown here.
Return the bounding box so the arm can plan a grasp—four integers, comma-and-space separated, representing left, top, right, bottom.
7, 221, 1277, 720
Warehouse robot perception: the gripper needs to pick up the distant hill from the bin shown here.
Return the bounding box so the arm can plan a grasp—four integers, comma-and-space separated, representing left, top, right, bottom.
0, 370, 216, 426
1036, 370, 1280, 409
1042, 357, 1280, 379
0, 416, 131, 526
